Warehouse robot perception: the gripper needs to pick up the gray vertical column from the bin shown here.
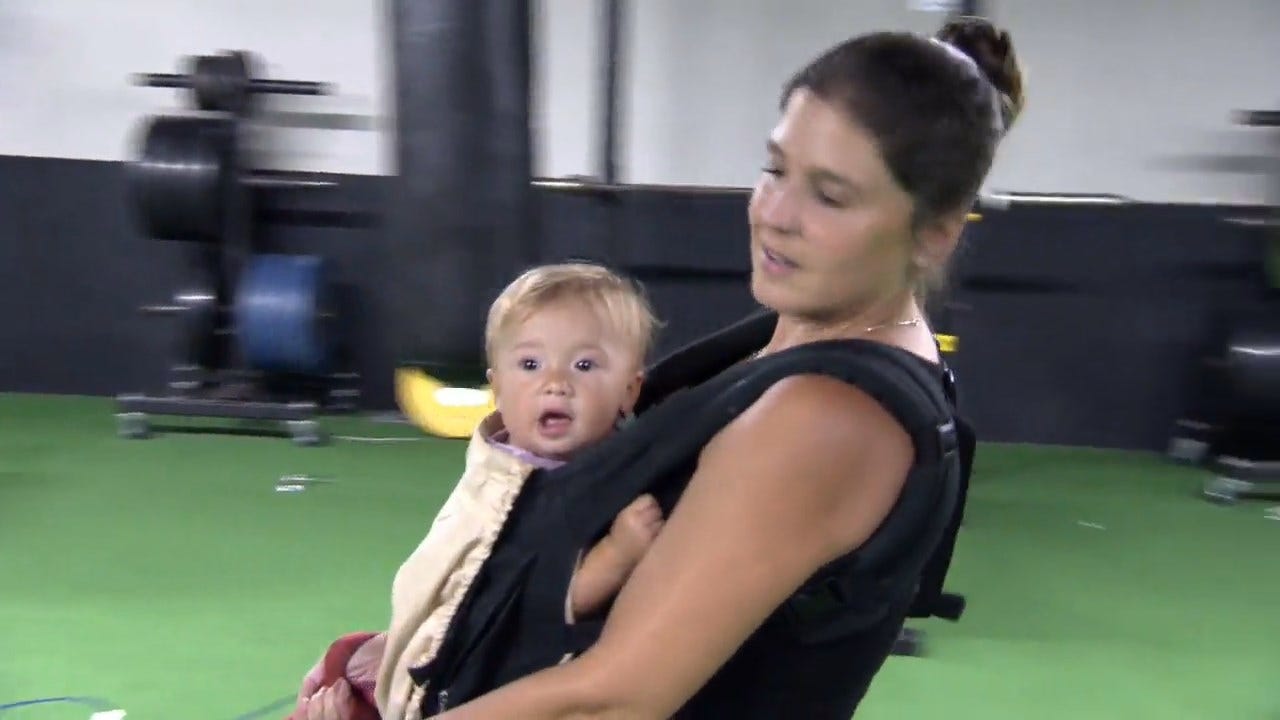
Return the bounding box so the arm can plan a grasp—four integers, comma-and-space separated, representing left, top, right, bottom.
600, 0, 623, 185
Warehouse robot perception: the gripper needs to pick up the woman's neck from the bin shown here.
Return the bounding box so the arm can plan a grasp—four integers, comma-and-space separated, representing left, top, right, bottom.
760, 294, 925, 357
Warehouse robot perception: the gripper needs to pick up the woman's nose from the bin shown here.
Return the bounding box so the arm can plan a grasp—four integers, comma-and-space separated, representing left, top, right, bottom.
754, 181, 799, 233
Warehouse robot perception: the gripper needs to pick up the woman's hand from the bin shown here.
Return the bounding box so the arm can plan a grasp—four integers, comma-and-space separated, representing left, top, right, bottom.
295, 678, 356, 720
293, 632, 384, 720
296, 653, 328, 707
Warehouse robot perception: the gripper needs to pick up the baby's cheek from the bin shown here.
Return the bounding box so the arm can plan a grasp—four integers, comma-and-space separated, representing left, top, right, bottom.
497, 395, 531, 426
580, 407, 621, 443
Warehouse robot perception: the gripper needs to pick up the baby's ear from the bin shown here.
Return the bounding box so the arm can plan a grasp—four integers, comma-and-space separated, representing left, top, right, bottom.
486, 369, 501, 411
621, 370, 645, 414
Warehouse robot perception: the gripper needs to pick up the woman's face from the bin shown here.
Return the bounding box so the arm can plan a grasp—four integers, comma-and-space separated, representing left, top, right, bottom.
747, 88, 919, 322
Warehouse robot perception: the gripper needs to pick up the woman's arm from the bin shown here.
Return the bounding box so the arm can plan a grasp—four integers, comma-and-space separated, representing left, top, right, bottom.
436, 374, 916, 720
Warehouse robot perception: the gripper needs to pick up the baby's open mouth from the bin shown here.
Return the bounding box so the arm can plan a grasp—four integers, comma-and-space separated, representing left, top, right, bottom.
538, 410, 572, 431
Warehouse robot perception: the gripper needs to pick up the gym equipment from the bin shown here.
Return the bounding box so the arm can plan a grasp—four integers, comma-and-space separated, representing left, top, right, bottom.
1167, 105, 1280, 501
129, 115, 238, 242
1200, 312, 1280, 503
128, 115, 337, 243
115, 52, 359, 446
133, 49, 330, 116
142, 266, 223, 393
234, 254, 336, 376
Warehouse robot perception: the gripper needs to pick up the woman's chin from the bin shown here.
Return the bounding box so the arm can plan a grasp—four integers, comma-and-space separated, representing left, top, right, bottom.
750, 272, 795, 313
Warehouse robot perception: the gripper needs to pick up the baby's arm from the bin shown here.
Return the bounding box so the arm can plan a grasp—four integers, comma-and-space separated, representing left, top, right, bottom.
570, 494, 665, 618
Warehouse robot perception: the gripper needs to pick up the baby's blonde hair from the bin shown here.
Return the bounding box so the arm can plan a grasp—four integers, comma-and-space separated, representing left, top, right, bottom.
485, 262, 660, 366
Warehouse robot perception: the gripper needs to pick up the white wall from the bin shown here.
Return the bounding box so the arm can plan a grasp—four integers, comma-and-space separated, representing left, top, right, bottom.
0, 0, 392, 175
532, 0, 599, 180
2, 1, 1277, 203
619, 0, 935, 189
606, 0, 1280, 204
989, 1, 1280, 205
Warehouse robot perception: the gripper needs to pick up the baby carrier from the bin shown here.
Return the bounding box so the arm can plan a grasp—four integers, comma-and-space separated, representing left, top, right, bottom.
408, 310, 975, 717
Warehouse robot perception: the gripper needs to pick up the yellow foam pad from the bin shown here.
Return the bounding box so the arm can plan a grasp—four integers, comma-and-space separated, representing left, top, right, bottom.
395, 367, 496, 439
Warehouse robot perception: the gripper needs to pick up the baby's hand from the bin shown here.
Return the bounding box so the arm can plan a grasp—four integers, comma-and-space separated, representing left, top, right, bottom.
569, 495, 666, 618
609, 494, 665, 565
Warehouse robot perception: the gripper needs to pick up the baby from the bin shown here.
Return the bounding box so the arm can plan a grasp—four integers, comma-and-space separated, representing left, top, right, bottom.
480, 262, 666, 611
294, 263, 664, 720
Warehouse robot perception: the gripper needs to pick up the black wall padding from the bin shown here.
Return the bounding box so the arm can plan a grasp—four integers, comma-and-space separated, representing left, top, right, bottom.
4, 149, 1277, 453
387, 0, 537, 376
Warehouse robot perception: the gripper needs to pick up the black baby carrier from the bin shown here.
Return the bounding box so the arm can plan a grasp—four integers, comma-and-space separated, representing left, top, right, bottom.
409, 310, 975, 718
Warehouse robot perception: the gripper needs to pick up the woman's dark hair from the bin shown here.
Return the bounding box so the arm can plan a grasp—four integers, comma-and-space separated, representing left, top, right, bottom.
781, 17, 1025, 224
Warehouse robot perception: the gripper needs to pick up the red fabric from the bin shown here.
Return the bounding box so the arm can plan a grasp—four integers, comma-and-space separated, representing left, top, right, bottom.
288, 632, 382, 720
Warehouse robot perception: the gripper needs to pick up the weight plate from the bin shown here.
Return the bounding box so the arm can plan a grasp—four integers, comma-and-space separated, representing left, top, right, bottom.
234, 254, 335, 376
128, 115, 238, 242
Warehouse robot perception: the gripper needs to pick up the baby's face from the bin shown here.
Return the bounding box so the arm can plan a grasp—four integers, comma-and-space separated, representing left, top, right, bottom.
488, 300, 644, 461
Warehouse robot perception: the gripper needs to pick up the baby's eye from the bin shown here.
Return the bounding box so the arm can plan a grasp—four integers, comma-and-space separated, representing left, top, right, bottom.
519, 357, 539, 371
574, 359, 597, 372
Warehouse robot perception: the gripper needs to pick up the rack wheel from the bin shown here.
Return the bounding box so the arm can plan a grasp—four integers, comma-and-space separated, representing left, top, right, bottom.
117, 412, 152, 440
286, 419, 326, 447
1203, 476, 1244, 505
892, 627, 925, 657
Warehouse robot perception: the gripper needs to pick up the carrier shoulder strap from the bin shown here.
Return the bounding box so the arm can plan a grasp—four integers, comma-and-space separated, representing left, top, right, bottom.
633, 308, 776, 414
906, 360, 975, 621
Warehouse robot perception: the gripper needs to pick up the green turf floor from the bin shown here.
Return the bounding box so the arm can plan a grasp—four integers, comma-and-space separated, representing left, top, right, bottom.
1, 393, 1277, 719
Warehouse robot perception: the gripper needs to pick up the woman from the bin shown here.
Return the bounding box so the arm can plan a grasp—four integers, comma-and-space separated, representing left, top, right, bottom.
429, 18, 1023, 719
306, 16, 1024, 720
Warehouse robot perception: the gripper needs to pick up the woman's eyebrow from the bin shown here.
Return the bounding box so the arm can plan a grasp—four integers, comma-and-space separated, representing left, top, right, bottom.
767, 137, 863, 196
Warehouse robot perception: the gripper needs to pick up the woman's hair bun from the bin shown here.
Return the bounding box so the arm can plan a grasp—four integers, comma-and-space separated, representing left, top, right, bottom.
936, 17, 1025, 129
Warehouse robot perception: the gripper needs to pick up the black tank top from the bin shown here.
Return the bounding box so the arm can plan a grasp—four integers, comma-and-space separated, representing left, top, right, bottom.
671, 348, 954, 720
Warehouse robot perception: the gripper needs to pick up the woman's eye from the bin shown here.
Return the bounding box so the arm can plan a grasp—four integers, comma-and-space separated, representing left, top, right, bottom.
817, 192, 843, 208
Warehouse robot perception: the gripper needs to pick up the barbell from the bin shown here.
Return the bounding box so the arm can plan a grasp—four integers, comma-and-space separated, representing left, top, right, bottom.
133, 50, 332, 116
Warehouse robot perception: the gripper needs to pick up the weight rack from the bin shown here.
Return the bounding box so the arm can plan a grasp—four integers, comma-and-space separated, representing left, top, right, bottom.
1168, 104, 1280, 503
115, 50, 361, 446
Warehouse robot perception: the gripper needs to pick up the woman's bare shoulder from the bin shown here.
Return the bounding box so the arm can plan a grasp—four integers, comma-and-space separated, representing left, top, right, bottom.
707, 372, 914, 468
695, 372, 915, 551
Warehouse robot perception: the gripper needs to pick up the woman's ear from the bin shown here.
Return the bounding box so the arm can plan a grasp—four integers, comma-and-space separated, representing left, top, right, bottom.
913, 207, 967, 277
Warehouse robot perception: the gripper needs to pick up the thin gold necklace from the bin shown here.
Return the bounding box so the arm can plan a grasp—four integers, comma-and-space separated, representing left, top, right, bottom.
749, 316, 921, 361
